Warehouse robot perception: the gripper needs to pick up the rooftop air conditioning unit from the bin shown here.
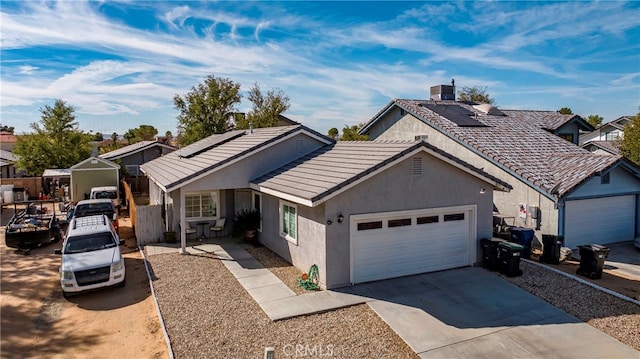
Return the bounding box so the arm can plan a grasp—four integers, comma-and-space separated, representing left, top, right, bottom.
430, 85, 455, 101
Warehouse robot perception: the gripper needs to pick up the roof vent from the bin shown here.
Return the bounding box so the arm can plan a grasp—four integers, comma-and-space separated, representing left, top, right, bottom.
430, 85, 455, 101
473, 103, 504, 116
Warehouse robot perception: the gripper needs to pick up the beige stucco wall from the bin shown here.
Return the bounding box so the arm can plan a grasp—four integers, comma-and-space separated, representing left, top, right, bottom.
258, 150, 494, 289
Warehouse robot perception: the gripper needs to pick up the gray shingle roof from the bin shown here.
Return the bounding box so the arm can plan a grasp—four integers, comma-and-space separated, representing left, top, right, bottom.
0, 149, 17, 162
99, 140, 174, 160
140, 125, 331, 191
367, 99, 623, 199
251, 141, 511, 206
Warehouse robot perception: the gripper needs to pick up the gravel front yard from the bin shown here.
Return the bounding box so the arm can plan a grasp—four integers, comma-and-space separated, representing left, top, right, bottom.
147, 245, 639, 358
501, 260, 640, 351
147, 251, 418, 359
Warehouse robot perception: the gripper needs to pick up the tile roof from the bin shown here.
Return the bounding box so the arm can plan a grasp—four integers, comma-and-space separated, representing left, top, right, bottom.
99, 140, 174, 160
140, 125, 331, 191
251, 141, 511, 207
368, 99, 623, 199
582, 141, 620, 155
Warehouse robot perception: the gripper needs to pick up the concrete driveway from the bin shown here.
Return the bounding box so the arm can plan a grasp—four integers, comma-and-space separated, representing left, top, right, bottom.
598, 241, 640, 280
335, 267, 638, 358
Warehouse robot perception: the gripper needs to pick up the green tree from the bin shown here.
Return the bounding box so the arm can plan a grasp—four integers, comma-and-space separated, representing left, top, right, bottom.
13, 99, 92, 175
235, 84, 290, 129
339, 124, 369, 141
619, 112, 640, 166
586, 114, 603, 128
457, 86, 495, 104
174, 75, 242, 146
123, 124, 158, 144
558, 107, 573, 115
327, 128, 339, 140
92, 132, 104, 141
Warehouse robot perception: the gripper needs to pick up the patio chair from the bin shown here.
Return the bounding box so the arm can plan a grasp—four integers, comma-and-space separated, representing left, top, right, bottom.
209, 218, 226, 239
179, 222, 197, 241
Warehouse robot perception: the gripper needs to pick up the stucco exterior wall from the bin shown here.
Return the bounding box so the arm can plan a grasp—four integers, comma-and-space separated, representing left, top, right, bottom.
369, 113, 560, 236
258, 193, 328, 287
321, 151, 493, 288
555, 122, 582, 145
567, 166, 640, 199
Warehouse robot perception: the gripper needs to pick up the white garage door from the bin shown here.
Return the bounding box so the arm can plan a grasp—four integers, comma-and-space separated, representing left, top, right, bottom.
350, 206, 475, 284
564, 195, 636, 248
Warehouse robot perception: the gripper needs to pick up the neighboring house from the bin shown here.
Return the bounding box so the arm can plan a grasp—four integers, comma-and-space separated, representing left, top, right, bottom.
0, 149, 22, 178
359, 87, 640, 249
141, 124, 511, 289
582, 141, 620, 155
0, 131, 17, 152
99, 140, 175, 176
70, 156, 120, 202
580, 116, 632, 145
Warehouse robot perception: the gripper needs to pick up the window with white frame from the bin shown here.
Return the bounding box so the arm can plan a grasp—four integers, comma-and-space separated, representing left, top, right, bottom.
280, 201, 297, 244
185, 191, 218, 218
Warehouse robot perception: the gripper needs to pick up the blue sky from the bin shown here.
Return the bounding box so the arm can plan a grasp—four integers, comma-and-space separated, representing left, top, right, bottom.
1, 1, 639, 137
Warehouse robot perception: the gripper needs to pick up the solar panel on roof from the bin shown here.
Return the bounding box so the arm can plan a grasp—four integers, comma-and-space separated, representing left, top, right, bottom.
175, 131, 245, 158
421, 103, 487, 127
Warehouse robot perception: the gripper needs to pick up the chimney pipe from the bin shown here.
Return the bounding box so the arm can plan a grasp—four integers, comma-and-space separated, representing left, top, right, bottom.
249, 122, 253, 134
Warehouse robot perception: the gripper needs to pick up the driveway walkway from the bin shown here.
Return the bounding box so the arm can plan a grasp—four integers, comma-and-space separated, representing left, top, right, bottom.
336, 267, 638, 358
146, 241, 638, 358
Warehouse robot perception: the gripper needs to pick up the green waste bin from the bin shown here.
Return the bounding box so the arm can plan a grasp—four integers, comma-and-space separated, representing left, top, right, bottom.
498, 241, 523, 277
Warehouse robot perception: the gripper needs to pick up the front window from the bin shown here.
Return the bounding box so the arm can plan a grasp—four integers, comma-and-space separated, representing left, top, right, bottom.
559, 133, 574, 143
605, 132, 618, 141
280, 201, 297, 244
185, 191, 217, 218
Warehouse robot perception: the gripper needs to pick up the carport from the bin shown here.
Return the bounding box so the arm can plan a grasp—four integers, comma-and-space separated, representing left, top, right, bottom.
70, 156, 119, 202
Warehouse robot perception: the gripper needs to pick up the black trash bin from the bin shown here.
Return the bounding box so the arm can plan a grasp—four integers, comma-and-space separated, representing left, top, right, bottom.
498, 241, 523, 277
541, 235, 563, 264
481, 238, 504, 271
576, 244, 610, 279
508, 227, 534, 259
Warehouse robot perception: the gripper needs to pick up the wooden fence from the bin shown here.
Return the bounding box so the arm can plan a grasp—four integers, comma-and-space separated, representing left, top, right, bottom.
122, 180, 164, 246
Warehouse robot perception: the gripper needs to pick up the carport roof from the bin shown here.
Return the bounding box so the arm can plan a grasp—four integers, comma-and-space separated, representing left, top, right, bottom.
250, 141, 512, 207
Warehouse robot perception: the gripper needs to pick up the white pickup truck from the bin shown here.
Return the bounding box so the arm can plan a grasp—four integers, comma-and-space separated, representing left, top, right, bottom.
55, 214, 125, 297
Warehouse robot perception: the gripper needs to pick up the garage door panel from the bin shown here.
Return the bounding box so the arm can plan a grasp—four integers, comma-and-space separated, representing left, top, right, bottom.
565, 196, 635, 248
351, 207, 473, 284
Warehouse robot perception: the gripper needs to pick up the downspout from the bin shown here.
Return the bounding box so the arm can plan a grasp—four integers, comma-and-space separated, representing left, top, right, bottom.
557, 200, 565, 238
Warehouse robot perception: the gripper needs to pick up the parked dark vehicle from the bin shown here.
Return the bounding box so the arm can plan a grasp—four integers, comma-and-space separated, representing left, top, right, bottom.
5, 201, 63, 255
72, 199, 119, 234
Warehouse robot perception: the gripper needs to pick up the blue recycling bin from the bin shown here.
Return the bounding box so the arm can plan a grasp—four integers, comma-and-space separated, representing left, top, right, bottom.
508, 227, 535, 259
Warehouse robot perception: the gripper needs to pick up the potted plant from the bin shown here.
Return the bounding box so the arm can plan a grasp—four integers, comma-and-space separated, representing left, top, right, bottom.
232, 208, 261, 244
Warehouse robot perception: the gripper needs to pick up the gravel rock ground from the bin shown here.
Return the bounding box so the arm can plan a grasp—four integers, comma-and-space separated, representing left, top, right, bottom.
245, 246, 310, 295
501, 260, 640, 351
147, 252, 418, 359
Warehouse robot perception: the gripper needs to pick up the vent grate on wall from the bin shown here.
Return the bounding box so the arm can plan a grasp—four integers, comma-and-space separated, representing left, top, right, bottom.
412, 157, 422, 176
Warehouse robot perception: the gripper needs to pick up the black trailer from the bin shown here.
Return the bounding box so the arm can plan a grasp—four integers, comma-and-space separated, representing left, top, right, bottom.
5, 200, 64, 255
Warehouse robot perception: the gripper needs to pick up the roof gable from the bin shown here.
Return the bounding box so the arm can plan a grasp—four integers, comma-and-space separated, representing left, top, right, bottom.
70, 156, 119, 170
99, 140, 175, 160
141, 125, 333, 191
250, 141, 511, 207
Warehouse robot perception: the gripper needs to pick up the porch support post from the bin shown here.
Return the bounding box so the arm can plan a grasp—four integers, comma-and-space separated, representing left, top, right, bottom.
179, 187, 188, 255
